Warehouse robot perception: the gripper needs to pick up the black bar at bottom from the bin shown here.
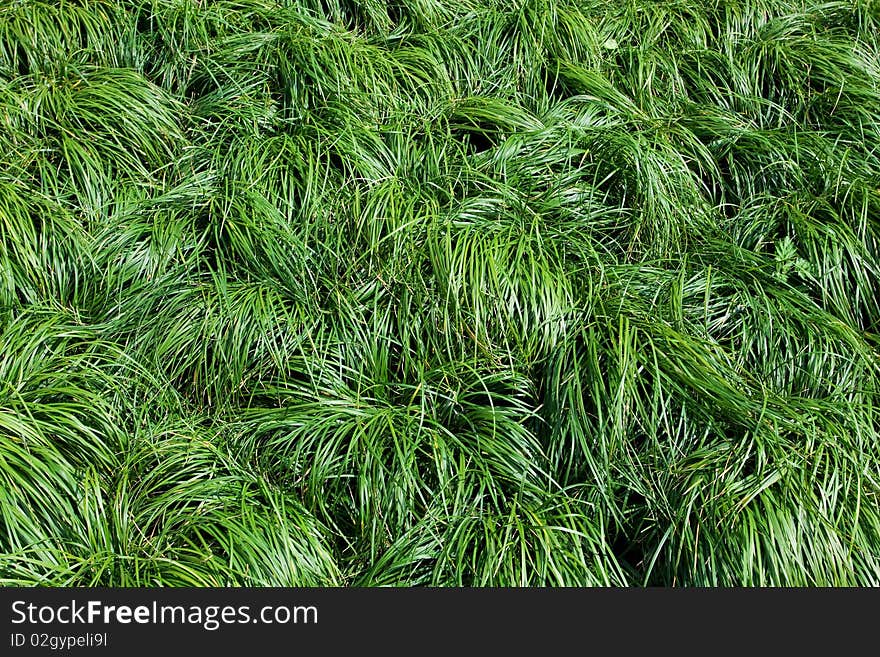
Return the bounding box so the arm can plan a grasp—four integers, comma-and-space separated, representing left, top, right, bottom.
0, 587, 871, 653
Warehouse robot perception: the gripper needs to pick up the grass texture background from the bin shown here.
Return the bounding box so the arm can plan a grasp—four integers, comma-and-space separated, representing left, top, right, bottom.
1, 0, 879, 585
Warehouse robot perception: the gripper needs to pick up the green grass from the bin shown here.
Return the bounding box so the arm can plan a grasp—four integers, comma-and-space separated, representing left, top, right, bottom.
1, 0, 879, 586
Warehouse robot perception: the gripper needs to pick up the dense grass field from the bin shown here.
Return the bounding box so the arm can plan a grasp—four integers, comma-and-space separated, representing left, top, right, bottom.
1, 0, 879, 586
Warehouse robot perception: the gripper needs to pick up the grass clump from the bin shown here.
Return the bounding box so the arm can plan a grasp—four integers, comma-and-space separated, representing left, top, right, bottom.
1, 0, 879, 586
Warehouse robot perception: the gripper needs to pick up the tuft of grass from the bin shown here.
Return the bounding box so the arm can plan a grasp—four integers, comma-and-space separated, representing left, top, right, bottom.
1, 0, 879, 586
